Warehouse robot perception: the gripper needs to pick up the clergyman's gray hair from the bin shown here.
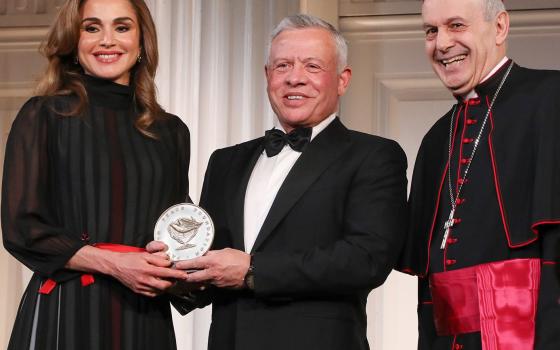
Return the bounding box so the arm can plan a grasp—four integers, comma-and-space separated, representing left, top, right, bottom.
483, 0, 506, 21
265, 14, 348, 73
422, 0, 506, 22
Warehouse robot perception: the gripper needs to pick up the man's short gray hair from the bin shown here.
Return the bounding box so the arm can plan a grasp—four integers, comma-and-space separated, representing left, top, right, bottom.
422, 0, 506, 22
266, 14, 348, 73
483, 0, 506, 21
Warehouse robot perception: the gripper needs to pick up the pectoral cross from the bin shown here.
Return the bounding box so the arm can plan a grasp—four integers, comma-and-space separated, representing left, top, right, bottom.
440, 209, 455, 249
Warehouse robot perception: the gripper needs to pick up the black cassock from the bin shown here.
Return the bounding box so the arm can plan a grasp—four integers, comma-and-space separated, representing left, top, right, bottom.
399, 61, 560, 349
2, 75, 190, 350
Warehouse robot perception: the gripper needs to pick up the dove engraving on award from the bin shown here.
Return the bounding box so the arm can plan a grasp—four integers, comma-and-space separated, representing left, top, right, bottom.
154, 203, 214, 261
168, 217, 201, 250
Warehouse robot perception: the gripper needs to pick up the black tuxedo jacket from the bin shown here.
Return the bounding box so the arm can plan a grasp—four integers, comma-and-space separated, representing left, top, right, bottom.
199, 118, 407, 350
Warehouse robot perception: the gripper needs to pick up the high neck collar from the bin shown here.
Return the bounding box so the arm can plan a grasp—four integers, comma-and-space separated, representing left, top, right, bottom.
473, 58, 514, 98
82, 74, 134, 109
456, 59, 514, 102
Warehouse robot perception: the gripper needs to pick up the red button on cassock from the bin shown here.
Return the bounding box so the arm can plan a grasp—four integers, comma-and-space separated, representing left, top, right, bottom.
446, 259, 457, 266
468, 98, 480, 106
466, 119, 477, 125
463, 138, 474, 144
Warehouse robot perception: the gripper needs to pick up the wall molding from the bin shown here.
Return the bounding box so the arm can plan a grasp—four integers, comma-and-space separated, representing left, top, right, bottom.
340, 9, 560, 41
0, 0, 62, 27
0, 27, 48, 52
374, 73, 451, 135
340, 0, 420, 17
0, 82, 35, 100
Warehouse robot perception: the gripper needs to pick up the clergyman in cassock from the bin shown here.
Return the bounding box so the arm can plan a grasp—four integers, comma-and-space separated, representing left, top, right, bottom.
398, 0, 560, 349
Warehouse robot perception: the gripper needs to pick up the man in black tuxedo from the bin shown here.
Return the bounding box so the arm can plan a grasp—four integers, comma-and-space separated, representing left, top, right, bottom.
172, 14, 407, 350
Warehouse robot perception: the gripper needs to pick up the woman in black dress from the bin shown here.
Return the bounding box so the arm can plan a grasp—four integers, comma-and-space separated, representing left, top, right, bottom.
2, 0, 190, 349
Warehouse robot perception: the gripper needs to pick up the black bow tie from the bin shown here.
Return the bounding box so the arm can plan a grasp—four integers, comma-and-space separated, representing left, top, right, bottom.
263, 127, 312, 157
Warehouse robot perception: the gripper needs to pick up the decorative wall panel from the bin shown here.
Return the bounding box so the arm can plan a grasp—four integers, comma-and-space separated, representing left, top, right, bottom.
0, 0, 64, 27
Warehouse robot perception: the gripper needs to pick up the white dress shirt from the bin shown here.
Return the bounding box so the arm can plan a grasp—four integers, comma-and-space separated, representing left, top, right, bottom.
243, 113, 337, 253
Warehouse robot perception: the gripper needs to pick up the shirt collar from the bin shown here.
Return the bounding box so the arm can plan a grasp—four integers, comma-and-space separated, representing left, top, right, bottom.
275, 113, 337, 141
462, 56, 509, 100
310, 113, 337, 141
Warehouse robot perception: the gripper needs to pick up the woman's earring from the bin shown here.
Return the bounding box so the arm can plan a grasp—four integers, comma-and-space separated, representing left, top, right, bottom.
74, 56, 79, 65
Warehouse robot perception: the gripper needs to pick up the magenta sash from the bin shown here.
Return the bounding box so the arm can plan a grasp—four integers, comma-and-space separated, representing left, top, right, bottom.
430, 258, 541, 350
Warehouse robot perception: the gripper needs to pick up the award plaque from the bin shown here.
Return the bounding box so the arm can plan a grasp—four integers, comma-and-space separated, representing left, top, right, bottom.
154, 203, 214, 261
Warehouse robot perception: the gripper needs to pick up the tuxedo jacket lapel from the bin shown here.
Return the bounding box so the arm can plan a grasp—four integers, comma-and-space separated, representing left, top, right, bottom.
251, 118, 351, 253
226, 139, 263, 251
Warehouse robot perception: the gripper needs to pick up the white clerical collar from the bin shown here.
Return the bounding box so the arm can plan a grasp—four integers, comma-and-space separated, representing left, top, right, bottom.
463, 56, 509, 100
276, 113, 337, 141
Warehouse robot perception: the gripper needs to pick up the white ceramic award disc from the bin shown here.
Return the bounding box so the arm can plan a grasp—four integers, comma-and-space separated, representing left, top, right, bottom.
154, 203, 214, 261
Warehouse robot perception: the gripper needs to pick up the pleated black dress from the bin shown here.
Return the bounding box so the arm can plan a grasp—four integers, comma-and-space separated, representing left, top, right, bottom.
2, 75, 190, 350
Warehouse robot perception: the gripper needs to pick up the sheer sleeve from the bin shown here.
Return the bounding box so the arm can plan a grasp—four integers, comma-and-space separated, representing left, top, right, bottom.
1, 97, 86, 281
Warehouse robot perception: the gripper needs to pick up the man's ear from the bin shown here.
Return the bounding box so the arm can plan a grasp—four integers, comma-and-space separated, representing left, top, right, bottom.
495, 11, 509, 46
265, 64, 276, 86
338, 67, 352, 96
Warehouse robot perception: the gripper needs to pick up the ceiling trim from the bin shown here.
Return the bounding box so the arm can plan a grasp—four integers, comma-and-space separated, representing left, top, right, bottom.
340, 9, 560, 40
